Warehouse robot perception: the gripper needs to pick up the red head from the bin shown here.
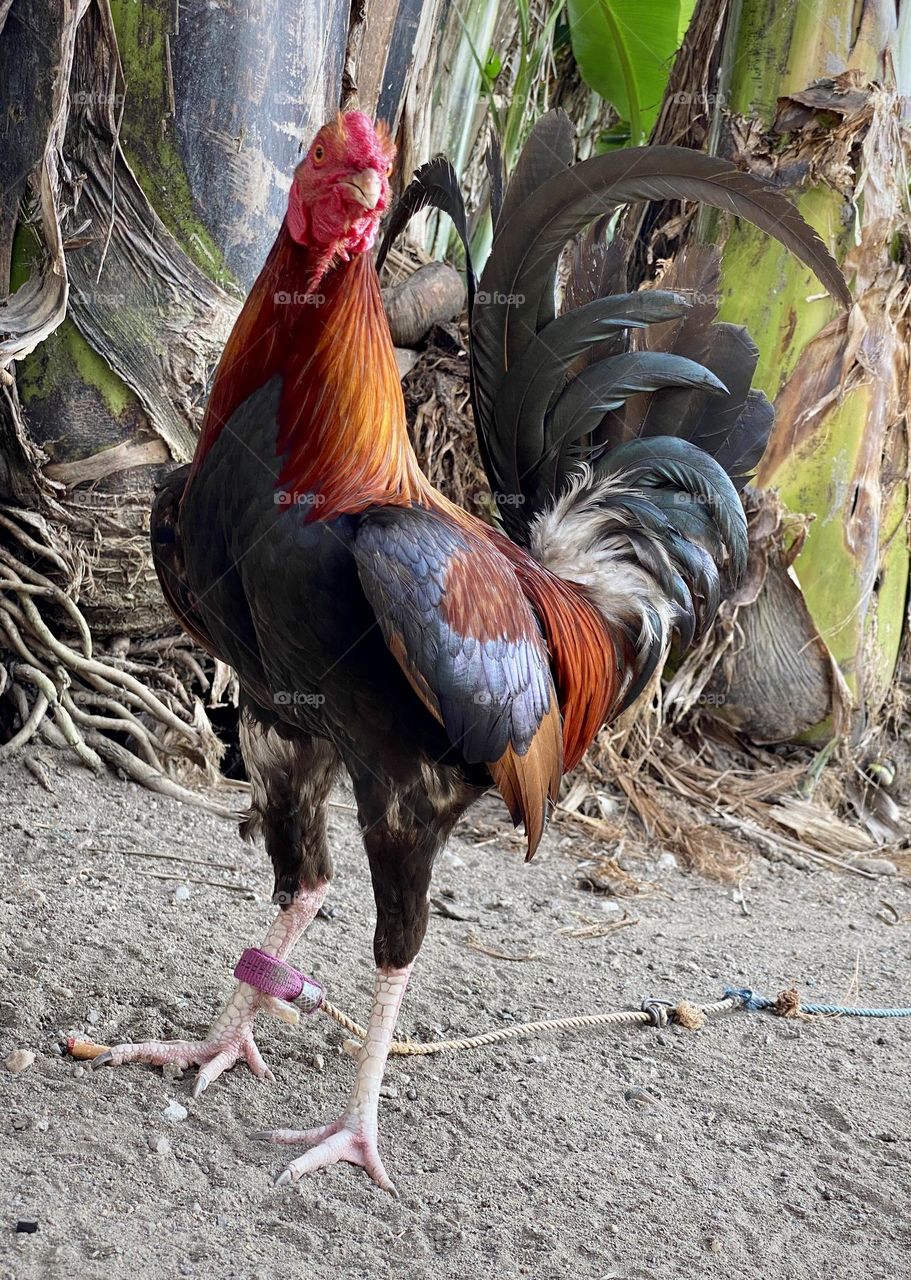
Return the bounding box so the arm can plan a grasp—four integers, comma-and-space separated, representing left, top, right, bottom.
287, 112, 395, 270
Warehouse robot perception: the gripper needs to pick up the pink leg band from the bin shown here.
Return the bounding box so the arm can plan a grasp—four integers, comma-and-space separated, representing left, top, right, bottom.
233, 948, 324, 1014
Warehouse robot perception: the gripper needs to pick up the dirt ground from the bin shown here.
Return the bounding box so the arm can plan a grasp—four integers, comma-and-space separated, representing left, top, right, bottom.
1, 753, 909, 1280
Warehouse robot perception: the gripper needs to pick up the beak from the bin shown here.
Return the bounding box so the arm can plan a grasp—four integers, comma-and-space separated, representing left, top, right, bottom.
341, 168, 383, 211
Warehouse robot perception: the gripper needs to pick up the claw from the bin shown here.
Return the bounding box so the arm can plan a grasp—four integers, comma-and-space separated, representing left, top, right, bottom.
262, 966, 411, 1193
91, 1034, 263, 1090
91, 1051, 113, 1070
279, 1135, 396, 1193
93, 981, 277, 1094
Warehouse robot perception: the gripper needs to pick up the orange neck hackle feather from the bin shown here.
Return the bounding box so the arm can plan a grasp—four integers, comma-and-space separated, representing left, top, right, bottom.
274, 251, 432, 518
189, 226, 430, 517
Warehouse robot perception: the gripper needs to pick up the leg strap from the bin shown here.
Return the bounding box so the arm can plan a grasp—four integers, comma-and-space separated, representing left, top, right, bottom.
233, 948, 324, 1013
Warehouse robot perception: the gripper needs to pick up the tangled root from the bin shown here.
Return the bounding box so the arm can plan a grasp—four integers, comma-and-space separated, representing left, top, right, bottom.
0, 505, 238, 816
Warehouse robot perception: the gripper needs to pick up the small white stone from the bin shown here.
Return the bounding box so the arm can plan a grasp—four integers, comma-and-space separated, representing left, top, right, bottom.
86, 1008, 102, 1026
148, 1133, 171, 1154
656, 852, 678, 873
162, 1099, 188, 1124
4, 1049, 35, 1074
379, 1084, 399, 1099
309, 1053, 325, 1072
173, 884, 191, 903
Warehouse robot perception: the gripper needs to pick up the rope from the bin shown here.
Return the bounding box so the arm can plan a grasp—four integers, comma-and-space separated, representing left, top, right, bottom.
320, 986, 911, 1057
321, 995, 739, 1056
723, 987, 911, 1019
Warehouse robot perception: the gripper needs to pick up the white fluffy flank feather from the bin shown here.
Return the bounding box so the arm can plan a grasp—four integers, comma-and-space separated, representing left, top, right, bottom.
528, 466, 676, 654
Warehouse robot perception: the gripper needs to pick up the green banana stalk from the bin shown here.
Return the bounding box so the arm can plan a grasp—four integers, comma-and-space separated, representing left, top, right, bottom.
708, 0, 910, 741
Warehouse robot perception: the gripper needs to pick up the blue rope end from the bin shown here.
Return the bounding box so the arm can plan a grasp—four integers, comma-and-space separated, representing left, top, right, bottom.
723, 987, 773, 1012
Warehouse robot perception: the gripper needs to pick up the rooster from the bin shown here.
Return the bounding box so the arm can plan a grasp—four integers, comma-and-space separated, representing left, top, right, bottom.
96, 109, 849, 1190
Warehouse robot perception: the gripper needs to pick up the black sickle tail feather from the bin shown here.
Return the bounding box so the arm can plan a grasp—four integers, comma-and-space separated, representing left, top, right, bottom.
380, 109, 850, 684
470, 114, 849, 539
485, 131, 505, 230
377, 155, 474, 280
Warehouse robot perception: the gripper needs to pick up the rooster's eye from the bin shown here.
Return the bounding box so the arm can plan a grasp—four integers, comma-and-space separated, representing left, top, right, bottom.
386, 161, 394, 176
313, 144, 325, 165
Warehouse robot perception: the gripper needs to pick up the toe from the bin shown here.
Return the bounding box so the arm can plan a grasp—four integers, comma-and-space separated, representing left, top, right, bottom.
250, 1126, 323, 1146
278, 1133, 348, 1183
363, 1150, 396, 1195
95, 1041, 198, 1071
262, 996, 300, 1025
195, 1047, 236, 1093
242, 1036, 274, 1081
268, 1124, 396, 1193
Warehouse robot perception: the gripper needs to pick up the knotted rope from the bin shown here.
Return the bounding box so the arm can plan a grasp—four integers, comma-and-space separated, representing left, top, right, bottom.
320, 986, 911, 1057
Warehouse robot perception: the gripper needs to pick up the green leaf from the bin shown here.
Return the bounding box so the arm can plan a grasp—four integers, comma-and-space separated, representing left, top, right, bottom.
597, 121, 634, 152
483, 48, 502, 80
567, 0, 697, 145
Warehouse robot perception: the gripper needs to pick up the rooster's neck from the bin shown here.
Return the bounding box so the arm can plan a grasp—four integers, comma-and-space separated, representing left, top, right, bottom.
190, 224, 432, 517
274, 244, 433, 518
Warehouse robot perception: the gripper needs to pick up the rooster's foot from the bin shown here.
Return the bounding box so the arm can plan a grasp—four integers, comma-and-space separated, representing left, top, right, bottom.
252, 1115, 395, 1193
94, 981, 284, 1095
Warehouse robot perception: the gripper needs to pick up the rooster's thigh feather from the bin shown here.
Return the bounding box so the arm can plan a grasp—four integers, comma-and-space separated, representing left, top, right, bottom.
344, 752, 484, 970
239, 697, 341, 904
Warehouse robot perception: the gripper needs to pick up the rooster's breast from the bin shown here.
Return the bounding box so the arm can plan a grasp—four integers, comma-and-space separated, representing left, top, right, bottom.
178, 376, 457, 762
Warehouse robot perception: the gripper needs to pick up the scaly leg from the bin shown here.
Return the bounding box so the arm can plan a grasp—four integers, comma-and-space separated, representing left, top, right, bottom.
253, 964, 411, 1192
97, 719, 339, 1095
95, 881, 328, 1093
251, 755, 477, 1189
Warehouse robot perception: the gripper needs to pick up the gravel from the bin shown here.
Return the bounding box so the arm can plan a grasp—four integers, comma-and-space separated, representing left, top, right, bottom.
1, 756, 909, 1280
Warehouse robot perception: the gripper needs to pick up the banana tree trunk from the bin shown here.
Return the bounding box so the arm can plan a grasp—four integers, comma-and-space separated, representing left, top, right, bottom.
1, 0, 349, 637
677, 0, 910, 743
